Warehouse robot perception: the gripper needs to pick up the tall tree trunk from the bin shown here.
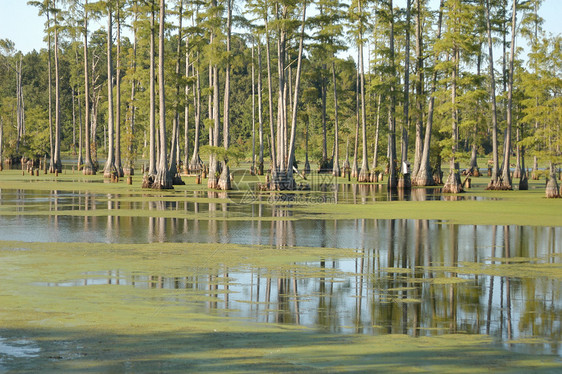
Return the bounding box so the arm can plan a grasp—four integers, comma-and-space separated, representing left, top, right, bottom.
103, 8, 115, 178
53, 0, 62, 173
169, 0, 184, 185
412, 0, 424, 178
387, 0, 398, 189
15, 56, 23, 154
275, 4, 288, 178
206, 63, 220, 188
125, 3, 138, 176
499, 0, 516, 190
370, 95, 381, 176
153, 0, 172, 189
284, 0, 307, 189
251, 42, 256, 173
189, 52, 202, 172
351, 52, 359, 179
321, 64, 328, 166
72, 86, 77, 156
207, 0, 221, 190
114, 2, 123, 177
518, 143, 528, 190
147, 2, 157, 177
469, 46, 481, 177
513, 125, 521, 178
305, 105, 311, 174
257, 37, 264, 175
183, 33, 190, 173
399, 0, 412, 190
485, 0, 501, 189
265, 14, 277, 176
77, 86, 83, 169
47, 10, 54, 173
357, 0, 370, 183
218, 0, 233, 190
443, 47, 463, 194
413, 0, 444, 186
332, 60, 341, 177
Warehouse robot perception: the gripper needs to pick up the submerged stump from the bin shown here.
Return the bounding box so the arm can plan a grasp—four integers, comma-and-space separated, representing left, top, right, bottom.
152, 169, 174, 190
545, 177, 560, 198
519, 173, 529, 191
270, 171, 296, 191
141, 174, 154, 189
443, 164, 464, 194
217, 165, 232, 191
357, 168, 370, 183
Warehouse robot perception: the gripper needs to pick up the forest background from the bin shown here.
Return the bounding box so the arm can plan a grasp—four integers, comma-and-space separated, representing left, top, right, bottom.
0, 0, 561, 193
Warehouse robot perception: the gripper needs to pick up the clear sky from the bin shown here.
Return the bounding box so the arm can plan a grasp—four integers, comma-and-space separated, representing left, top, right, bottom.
1, 0, 561, 55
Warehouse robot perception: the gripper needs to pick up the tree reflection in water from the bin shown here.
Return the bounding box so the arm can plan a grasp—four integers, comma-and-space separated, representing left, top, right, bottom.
57, 212, 562, 356
2, 188, 560, 355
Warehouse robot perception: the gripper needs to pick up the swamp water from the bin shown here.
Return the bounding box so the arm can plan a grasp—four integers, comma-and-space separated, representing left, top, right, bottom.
0, 187, 561, 372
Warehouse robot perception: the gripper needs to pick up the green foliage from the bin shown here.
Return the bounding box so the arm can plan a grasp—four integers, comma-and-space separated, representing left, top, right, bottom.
0, 0, 559, 175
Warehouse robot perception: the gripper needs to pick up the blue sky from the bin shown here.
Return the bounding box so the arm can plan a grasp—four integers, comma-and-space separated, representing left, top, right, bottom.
1, 0, 561, 55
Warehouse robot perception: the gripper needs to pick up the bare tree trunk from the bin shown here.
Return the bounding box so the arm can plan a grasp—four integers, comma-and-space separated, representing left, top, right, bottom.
399, 0, 412, 190
77, 86, 83, 169
499, 0, 516, 190
387, 0, 398, 189
485, 0, 502, 189
189, 52, 202, 172
357, 3, 370, 183
148, 2, 157, 177
71, 86, 77, 156
184, 33, 190, 173
321, 63, 328, 166
518, 143, 528, 190
83, 0, 95, 175
103, 8, 115, 178
413, 0, 444, 186
114, 2, 123, 177
15, 55, 23, 154
332, 60, 340, 177
443, 47, 463, 194
257, 37, 264, 175
218, 0, 233, 190
169, 0, 184, 185
275, 4, 288, 177
207, 63, 220, 188
513, 125, 521, 179
284, 0, 307, 189
469, 47, 481, 178
53, 0, 62, 173
153, 0, 172, 189
124, 4, 138, 176
251, 42, 256, 174
412, 0, 424, 178
370, 95, 381, 179
46, 10, 54, 173
351, 53, 359, 179
305, 105, 311, 175
265, 15, 277, 176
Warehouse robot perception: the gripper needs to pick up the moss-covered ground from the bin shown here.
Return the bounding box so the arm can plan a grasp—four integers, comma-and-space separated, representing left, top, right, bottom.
0, 169, 561, 372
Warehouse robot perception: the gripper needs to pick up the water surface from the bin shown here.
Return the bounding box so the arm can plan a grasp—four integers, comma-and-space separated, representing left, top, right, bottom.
0, 187, 560, 359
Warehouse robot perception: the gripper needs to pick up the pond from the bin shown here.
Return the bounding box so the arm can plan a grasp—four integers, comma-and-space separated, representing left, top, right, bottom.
0, 186, 560, 365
